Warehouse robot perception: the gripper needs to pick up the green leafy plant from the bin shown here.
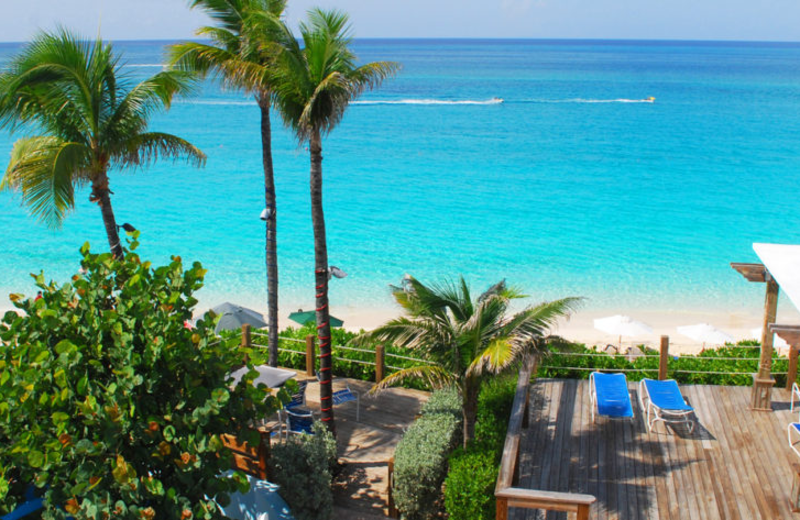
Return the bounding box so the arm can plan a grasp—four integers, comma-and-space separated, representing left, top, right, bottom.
269, 422, 337, 520
392, 388, 462, 520
0, 236, 284, 519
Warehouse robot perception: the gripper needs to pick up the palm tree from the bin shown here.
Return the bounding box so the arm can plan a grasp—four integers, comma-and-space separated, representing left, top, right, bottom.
272, 9, 399, 433
362, 276, 580, 447
0, 30, 205, 258
170, 0, 287, 367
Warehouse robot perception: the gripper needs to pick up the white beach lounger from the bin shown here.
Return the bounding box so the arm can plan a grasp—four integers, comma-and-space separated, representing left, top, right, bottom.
638, 378, 695, 433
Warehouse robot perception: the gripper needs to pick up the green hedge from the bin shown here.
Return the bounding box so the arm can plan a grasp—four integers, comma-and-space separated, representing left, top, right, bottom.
269, 422, 338, 520
537, 341, 792, 386
392, 388, 462, 520
444, 377, 516, 520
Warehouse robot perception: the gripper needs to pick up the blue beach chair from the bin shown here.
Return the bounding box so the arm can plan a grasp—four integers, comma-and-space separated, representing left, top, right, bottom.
589, 372, 634, 423
638, 378, 695, 433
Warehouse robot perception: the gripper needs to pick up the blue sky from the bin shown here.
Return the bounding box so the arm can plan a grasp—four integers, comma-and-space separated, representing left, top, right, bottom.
1, 0, 798, 42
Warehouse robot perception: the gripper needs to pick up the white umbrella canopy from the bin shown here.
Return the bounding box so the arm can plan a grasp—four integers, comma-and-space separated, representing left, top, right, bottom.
594, 315, 653, 346
750, 327, 790, 350
677, 323, 734, 347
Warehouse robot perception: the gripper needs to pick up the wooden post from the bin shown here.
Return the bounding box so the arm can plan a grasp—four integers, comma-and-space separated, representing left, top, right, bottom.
387, 456, 398, 518
758, 279, 780, 379
577, 504, 590, 520
241, 324, 251, 364
495, 497, 509, 520
305, 334, 316, 376
788, 347, 800, 391
659, 336, 669, 381
376, 344, 385, 383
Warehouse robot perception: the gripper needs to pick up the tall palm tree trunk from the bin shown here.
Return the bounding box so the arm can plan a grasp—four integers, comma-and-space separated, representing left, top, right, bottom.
310, 130, 335, 434
258, 93, 280, 367
91, 171, 123, 258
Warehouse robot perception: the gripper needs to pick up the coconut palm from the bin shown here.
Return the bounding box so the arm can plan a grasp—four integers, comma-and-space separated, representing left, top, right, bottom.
0, 30, 205, 257
362, 276, 580, 447
272, 9, 399, 432
170, 0, 288, 367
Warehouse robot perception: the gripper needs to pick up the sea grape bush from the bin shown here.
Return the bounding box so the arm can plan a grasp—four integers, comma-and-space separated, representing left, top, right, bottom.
392, 388, 462, 520
0, 236, 285, 520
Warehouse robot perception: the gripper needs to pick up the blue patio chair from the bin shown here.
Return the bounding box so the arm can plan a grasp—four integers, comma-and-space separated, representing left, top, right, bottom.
638, 378, 695, 433
789, 423, 800, 458
284, 408, 315, 438
589, 372, 634, 423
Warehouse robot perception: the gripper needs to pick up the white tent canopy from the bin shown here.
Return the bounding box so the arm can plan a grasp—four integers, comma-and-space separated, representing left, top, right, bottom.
753, 243, 800, 313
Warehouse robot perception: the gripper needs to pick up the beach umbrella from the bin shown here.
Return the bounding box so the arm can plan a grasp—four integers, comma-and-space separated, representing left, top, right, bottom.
593, 315, 653, 347
750, 327, 790, 350
211, 302, 267, 333
288, 309, 344, 328
677, 323, 733, 347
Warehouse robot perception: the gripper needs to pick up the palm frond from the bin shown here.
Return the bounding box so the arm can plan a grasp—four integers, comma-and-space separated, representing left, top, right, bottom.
2, 136, 88, 228
466, 337, 518, 377
113, 132, 206, 170
370, 364, 456, 395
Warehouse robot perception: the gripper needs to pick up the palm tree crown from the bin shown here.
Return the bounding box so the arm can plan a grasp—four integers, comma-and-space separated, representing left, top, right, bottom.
272, 8, 399, 142
0, 29, 205, 256
363, 276, 580, 446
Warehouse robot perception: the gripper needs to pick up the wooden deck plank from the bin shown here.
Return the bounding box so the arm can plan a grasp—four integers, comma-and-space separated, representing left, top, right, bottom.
517, 379, 798, 520
694, 384, 747, 520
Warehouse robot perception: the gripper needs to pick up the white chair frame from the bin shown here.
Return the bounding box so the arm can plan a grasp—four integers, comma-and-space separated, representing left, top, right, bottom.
637, 379, 695, 433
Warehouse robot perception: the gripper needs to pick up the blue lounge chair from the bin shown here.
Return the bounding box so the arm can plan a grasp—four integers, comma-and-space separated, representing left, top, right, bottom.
284, 408, 315, 437
638, 378, 695, 433
589, 372, 634, 423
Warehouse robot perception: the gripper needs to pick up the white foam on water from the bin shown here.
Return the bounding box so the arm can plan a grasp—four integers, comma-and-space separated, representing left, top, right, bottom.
521, 98, 655, 104
353, 98, 504, 106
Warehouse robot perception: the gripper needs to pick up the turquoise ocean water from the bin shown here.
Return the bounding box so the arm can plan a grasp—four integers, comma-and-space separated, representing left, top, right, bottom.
1, 39, 799, 317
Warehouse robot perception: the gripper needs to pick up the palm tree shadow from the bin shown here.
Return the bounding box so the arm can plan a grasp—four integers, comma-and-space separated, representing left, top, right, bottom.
512, 379, 701, 520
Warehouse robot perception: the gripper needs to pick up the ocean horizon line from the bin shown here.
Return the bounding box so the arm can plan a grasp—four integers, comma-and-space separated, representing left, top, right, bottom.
1, 37, 799, 46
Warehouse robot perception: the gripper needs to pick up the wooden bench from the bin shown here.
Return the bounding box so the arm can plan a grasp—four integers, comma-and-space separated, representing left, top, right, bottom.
221, 430, 271, 480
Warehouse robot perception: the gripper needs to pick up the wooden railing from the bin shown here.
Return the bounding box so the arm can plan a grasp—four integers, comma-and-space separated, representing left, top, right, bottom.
495, 358, 596, 520
239, 325, 429, 383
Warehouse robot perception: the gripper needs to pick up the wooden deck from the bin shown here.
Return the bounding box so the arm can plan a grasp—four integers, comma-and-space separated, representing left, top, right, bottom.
514, 379, 800, 520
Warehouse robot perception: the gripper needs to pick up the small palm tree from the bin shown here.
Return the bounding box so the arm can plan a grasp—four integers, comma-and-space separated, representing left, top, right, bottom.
0, 30, 205, 257
170, 0, 288, 367
362, 276, 580, 447
272, 9, 399, 433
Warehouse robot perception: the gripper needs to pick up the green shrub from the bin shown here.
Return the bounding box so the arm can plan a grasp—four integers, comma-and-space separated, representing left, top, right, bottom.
393, 388, 462, 520
269, 422, 337, 520
444, 376, 516, 520
444, 448, 497, 520
0, 238, 285, 520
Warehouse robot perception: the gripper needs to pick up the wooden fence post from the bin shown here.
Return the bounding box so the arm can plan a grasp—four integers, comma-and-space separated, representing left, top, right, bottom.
387, 456, 398, 518
788, 347, 799, 391
659, 336, 669, 381
241, 324, 251, 364
576, 503, 590, 520
495, 497, 509, 520
376, 344, 385, 383
305, 334, 316, 376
